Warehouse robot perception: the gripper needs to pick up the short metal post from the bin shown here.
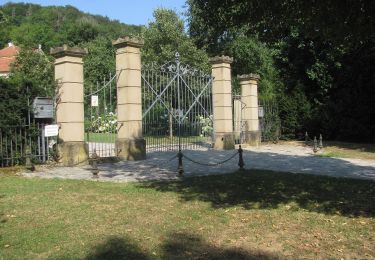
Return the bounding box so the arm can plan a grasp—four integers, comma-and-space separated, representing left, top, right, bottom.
91, 149, 99, 178
177, 150, 184, 176
313, 136, 318, 153
25, 144, 34, 171
238, 145, 244, 170
319, 134, 323, 148
305, 131, 309, 145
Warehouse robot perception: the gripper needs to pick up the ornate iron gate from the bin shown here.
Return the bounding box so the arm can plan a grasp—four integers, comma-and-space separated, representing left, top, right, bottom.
85, 73, 118, 157
142, 53, 214, 152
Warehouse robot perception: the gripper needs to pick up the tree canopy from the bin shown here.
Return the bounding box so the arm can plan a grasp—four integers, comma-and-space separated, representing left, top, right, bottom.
188, 0, 375, 142
142, 8, 210, 72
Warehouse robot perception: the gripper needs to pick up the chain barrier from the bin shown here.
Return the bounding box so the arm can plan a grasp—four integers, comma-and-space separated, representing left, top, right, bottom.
148, 153, 179, 168
182, 150, 239, 167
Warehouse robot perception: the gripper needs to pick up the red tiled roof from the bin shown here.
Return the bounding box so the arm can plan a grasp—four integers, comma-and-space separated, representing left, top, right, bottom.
0, 58, 14, 73
0, 45, 20, 73
0, 45, 20, 57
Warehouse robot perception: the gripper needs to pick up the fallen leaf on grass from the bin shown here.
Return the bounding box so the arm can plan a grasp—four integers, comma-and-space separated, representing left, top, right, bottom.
4, 244, 10, 248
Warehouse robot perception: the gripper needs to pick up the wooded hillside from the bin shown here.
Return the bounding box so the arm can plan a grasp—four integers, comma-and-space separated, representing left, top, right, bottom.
0, 2, 141, 50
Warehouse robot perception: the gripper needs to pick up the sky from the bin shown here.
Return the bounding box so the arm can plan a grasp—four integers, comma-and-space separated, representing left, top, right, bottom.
0, 0, 187, 25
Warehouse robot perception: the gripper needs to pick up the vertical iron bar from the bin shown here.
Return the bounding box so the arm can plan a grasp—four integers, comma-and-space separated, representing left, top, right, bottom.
177, 53, 181, 154
42, 124, 46, 162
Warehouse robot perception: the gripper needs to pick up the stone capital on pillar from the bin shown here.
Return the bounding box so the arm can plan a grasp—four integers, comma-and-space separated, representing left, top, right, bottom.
50, 45, 88, 59
209, 55, 234, 65
237, 73, 260, 83
210, 55, 235, 150
238, 73, 261, 146
112, 36, 144, 49
51, 45, 88, 166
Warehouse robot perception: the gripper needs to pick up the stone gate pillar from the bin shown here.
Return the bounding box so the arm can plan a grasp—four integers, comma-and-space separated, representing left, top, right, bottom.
51, 45, 88, 166
238, 73, 261, 146
113, 36, 145, 160
210, 56, 235, 150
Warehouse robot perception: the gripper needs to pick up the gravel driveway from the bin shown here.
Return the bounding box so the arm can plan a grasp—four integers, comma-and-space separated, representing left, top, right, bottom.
22, 144, 375, 182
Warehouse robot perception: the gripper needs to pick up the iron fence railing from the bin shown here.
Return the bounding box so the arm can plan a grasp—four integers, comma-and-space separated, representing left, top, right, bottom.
259, 99, 281, 142
0, 123, 54, 167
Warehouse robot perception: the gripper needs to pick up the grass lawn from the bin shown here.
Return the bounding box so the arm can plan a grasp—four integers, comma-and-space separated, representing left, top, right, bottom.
320, 141, 375, 160
85, 133, 116, 143
0, 170, 374, 259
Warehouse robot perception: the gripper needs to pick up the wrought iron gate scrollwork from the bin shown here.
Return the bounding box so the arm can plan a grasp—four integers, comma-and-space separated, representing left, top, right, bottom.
142, 53, 214, 152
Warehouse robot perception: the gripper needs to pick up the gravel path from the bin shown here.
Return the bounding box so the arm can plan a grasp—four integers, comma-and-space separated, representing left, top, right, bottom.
22, 144, 375, 182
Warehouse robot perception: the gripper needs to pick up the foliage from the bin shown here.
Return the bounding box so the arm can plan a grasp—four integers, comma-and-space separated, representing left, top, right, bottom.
142, 8, 210, 72
187, 0, 375, 142
90, 112, 117, 133
10, 48, 55, 97
0, 2, 142, 50
81, 36, 116, 90
197, 115, 213, 137
0, 78, 29, 125
188, 0, 375, 49
230, 36, 281, 100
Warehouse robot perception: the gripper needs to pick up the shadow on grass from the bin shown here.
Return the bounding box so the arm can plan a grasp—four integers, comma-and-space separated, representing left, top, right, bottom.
85, 236, 149, 260
85, 233, 278, 260
161, 232, 277, 259
139, 170, 375, 217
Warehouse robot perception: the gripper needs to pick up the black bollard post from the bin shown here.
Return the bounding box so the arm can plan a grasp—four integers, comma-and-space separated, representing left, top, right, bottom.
91, 149, 99, 178
319, 134, 323, 148
238, 145, 244, 170
177, 150, 184, 176
313, 136, 318, 153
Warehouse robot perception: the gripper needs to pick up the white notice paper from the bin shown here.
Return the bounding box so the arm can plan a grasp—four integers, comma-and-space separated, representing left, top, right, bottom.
44, 124, 59, 137
91, 95, 99, 107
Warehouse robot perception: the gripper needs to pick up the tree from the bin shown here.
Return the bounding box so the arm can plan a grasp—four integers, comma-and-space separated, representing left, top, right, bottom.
230, 36, 281, 100
0, 78, 29, 125
82, 36, 116, 91
10, 48, 55, 97
187, 0, 375, 141
142, 8, 209, 72
188, 0, 375, 49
